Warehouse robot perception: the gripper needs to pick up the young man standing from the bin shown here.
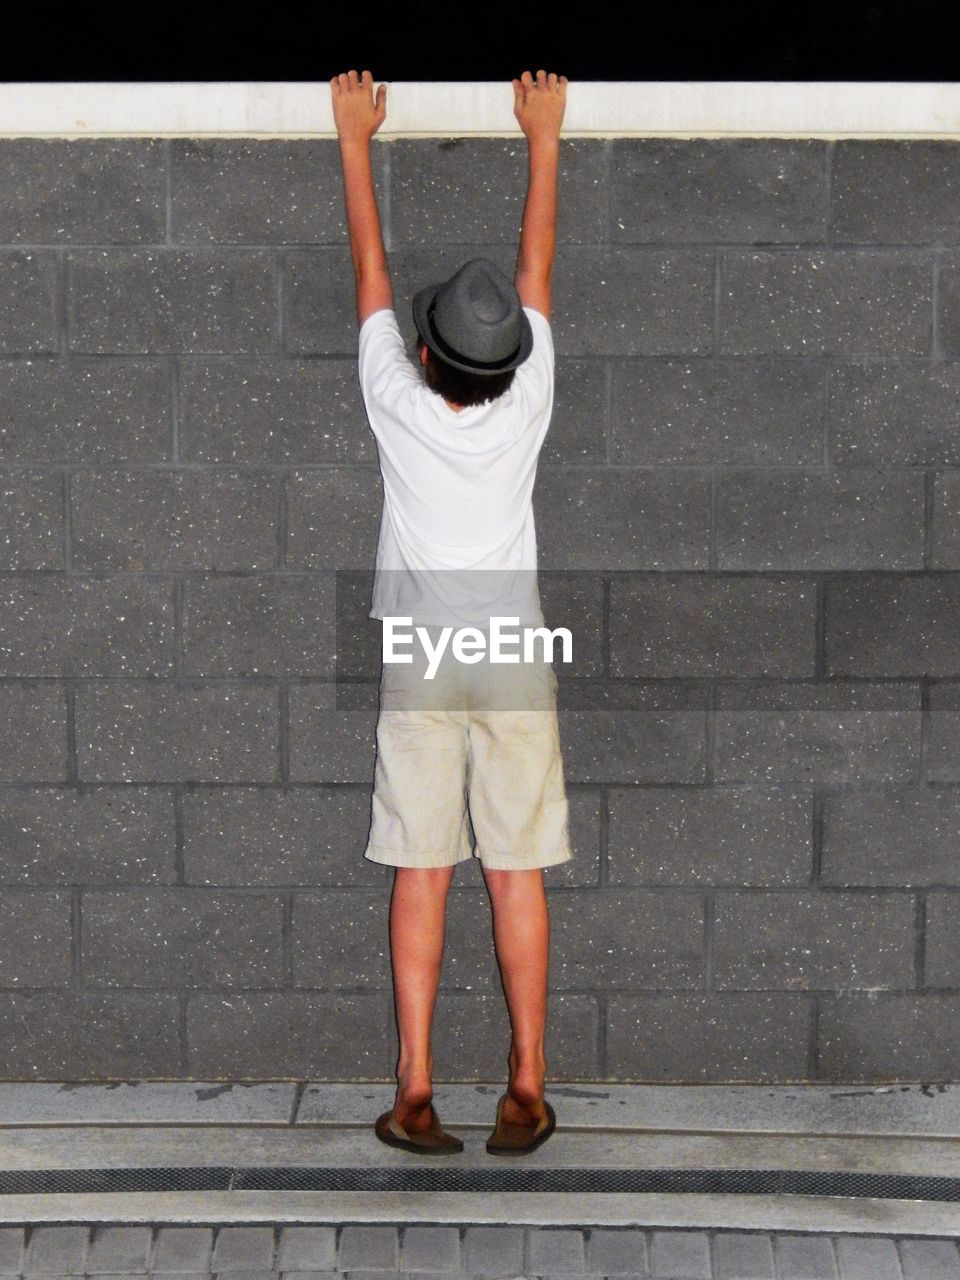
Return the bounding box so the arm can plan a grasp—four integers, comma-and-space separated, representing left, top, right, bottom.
331, 68, 570, 1155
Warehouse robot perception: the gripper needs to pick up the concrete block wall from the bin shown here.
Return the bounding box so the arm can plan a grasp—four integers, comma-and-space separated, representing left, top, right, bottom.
0, 135, 958, 1081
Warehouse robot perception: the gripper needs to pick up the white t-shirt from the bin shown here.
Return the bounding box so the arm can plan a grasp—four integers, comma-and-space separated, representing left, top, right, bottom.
357, 304, 555, 627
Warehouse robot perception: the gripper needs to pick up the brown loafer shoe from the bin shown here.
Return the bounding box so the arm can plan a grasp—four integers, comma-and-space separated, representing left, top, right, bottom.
485, 1091, 557, 1156
374, 1103, 464, 1155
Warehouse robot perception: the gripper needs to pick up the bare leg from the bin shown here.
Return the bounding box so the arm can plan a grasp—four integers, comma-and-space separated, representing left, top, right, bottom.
388, 864, 456, 1131
482, 865, 550, 1126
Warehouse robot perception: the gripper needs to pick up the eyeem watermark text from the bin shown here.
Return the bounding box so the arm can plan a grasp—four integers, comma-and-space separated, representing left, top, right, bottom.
383, 616, 573, 681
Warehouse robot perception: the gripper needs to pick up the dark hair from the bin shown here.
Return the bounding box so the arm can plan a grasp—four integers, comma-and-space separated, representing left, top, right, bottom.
414, 335, 516, 408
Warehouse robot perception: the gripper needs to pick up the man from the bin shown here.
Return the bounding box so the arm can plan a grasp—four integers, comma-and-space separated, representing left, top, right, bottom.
331, 67, 570, 1156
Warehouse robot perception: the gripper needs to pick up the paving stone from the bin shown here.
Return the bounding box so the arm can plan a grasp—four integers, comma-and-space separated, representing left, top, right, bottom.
276, 1228, 337, 1272
24, 1226, 89, 1274
898, 1238, 960, 1279
152, 1227, 215, 1272
86, 1226, 152, 1273
399, 1226, 461, 1271
648, 1229, 712, 1278
774, 1233, 839, 1280
337, 1226, 399, 1271
462, 1225, 525, 1274
835, 1234, 903, 1280
584, 1226, 648, 1273
525, 1227, 587, 1272
211, 1228, 275, 1272
713, 1230, 775, 1278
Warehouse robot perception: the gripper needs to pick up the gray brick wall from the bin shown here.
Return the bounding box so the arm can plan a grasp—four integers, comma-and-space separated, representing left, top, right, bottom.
0, 135, 958, 1081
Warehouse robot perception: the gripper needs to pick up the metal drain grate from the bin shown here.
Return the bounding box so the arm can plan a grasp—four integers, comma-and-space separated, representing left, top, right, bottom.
2, 1166, 960, 1201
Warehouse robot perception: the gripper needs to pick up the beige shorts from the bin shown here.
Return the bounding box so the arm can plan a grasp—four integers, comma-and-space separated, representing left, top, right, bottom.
363, 624, 573, 872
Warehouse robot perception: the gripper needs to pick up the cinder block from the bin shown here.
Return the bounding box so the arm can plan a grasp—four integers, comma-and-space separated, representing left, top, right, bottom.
612, 138, 827, 243
929, 681, 960, 782
609, 575, 816, 678
285, 468, 382, 572
0, 991, 180, 1076
181, 786, 378, 888
611, 357, 824, 466
24, 1226, 89, 1274
182, 574, 336, 679
0, 250, 59, 353
211, 1227, 275, 1272
899, 1238, 960, 1279
585, 1226, 647, 1273
822, 789, 960, 887
774, 1233, 838, 1279
648, 1228, 712, 1278
719, 249, 931, 355
832, 140, 960, 243
818, 992, 960, 1079
713, 680, 920, 785
180, 357, 370, 466
535, 468, 710, 572
462, 1226, 525, 1275
713, 889, 915, 990
607, 992, 810, 1081
548, 888, 703, 989
86, 1226, 151, 1273
824, 575, 960, 676
152, 1226, 215, 1272
525, 1227, 587, 1273
391, 138, 606, 246
0, 357, 171, 464
75, 681, 279, 784
716, 468, 924, 571
0, 469, 64, 570
0, 577, 175, 679
0, 139, 165, 243
0, 785, 174, 886
292, 890, 392, 987
68, 248, 277, 354
553, 247, 715, 356
0, 683, 68, 783
557, 707, 706, 786
429, 989, 600, 1080
835, 1234, 903, 1280
713, 1230, 775, 1278
932, 471, 960, 568
399, 1225, 460, 1272
282, 249, 363, 356
337, 1225, 398, 1271
276, 1227, 337, 1272
170, 139, 348, 244
287, 683, 378, 784
607, 786, 812, 886
0, 891, 72, 986
70, 468, 281, 572
828, 361, 960, 466
187, 990, 391, 1077
82, 887, 285, 987
920, 892, 960, 986
543, 358, 607, 464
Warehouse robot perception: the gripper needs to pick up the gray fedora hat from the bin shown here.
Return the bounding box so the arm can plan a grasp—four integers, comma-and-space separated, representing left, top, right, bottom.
413, 257, 533, 376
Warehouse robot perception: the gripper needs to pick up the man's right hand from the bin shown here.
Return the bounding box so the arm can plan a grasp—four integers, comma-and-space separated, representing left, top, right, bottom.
512, 70, 568, 141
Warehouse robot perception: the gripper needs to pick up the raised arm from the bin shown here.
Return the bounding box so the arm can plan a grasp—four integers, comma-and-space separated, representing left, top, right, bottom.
513, 70, 568, 322
331, 69, 393, 328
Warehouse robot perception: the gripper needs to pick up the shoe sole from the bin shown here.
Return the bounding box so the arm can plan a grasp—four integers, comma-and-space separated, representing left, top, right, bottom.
485, 1098, 556, 1156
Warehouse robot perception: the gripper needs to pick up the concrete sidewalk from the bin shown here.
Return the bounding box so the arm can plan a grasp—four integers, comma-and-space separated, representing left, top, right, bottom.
0, 1081, 959, 1277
